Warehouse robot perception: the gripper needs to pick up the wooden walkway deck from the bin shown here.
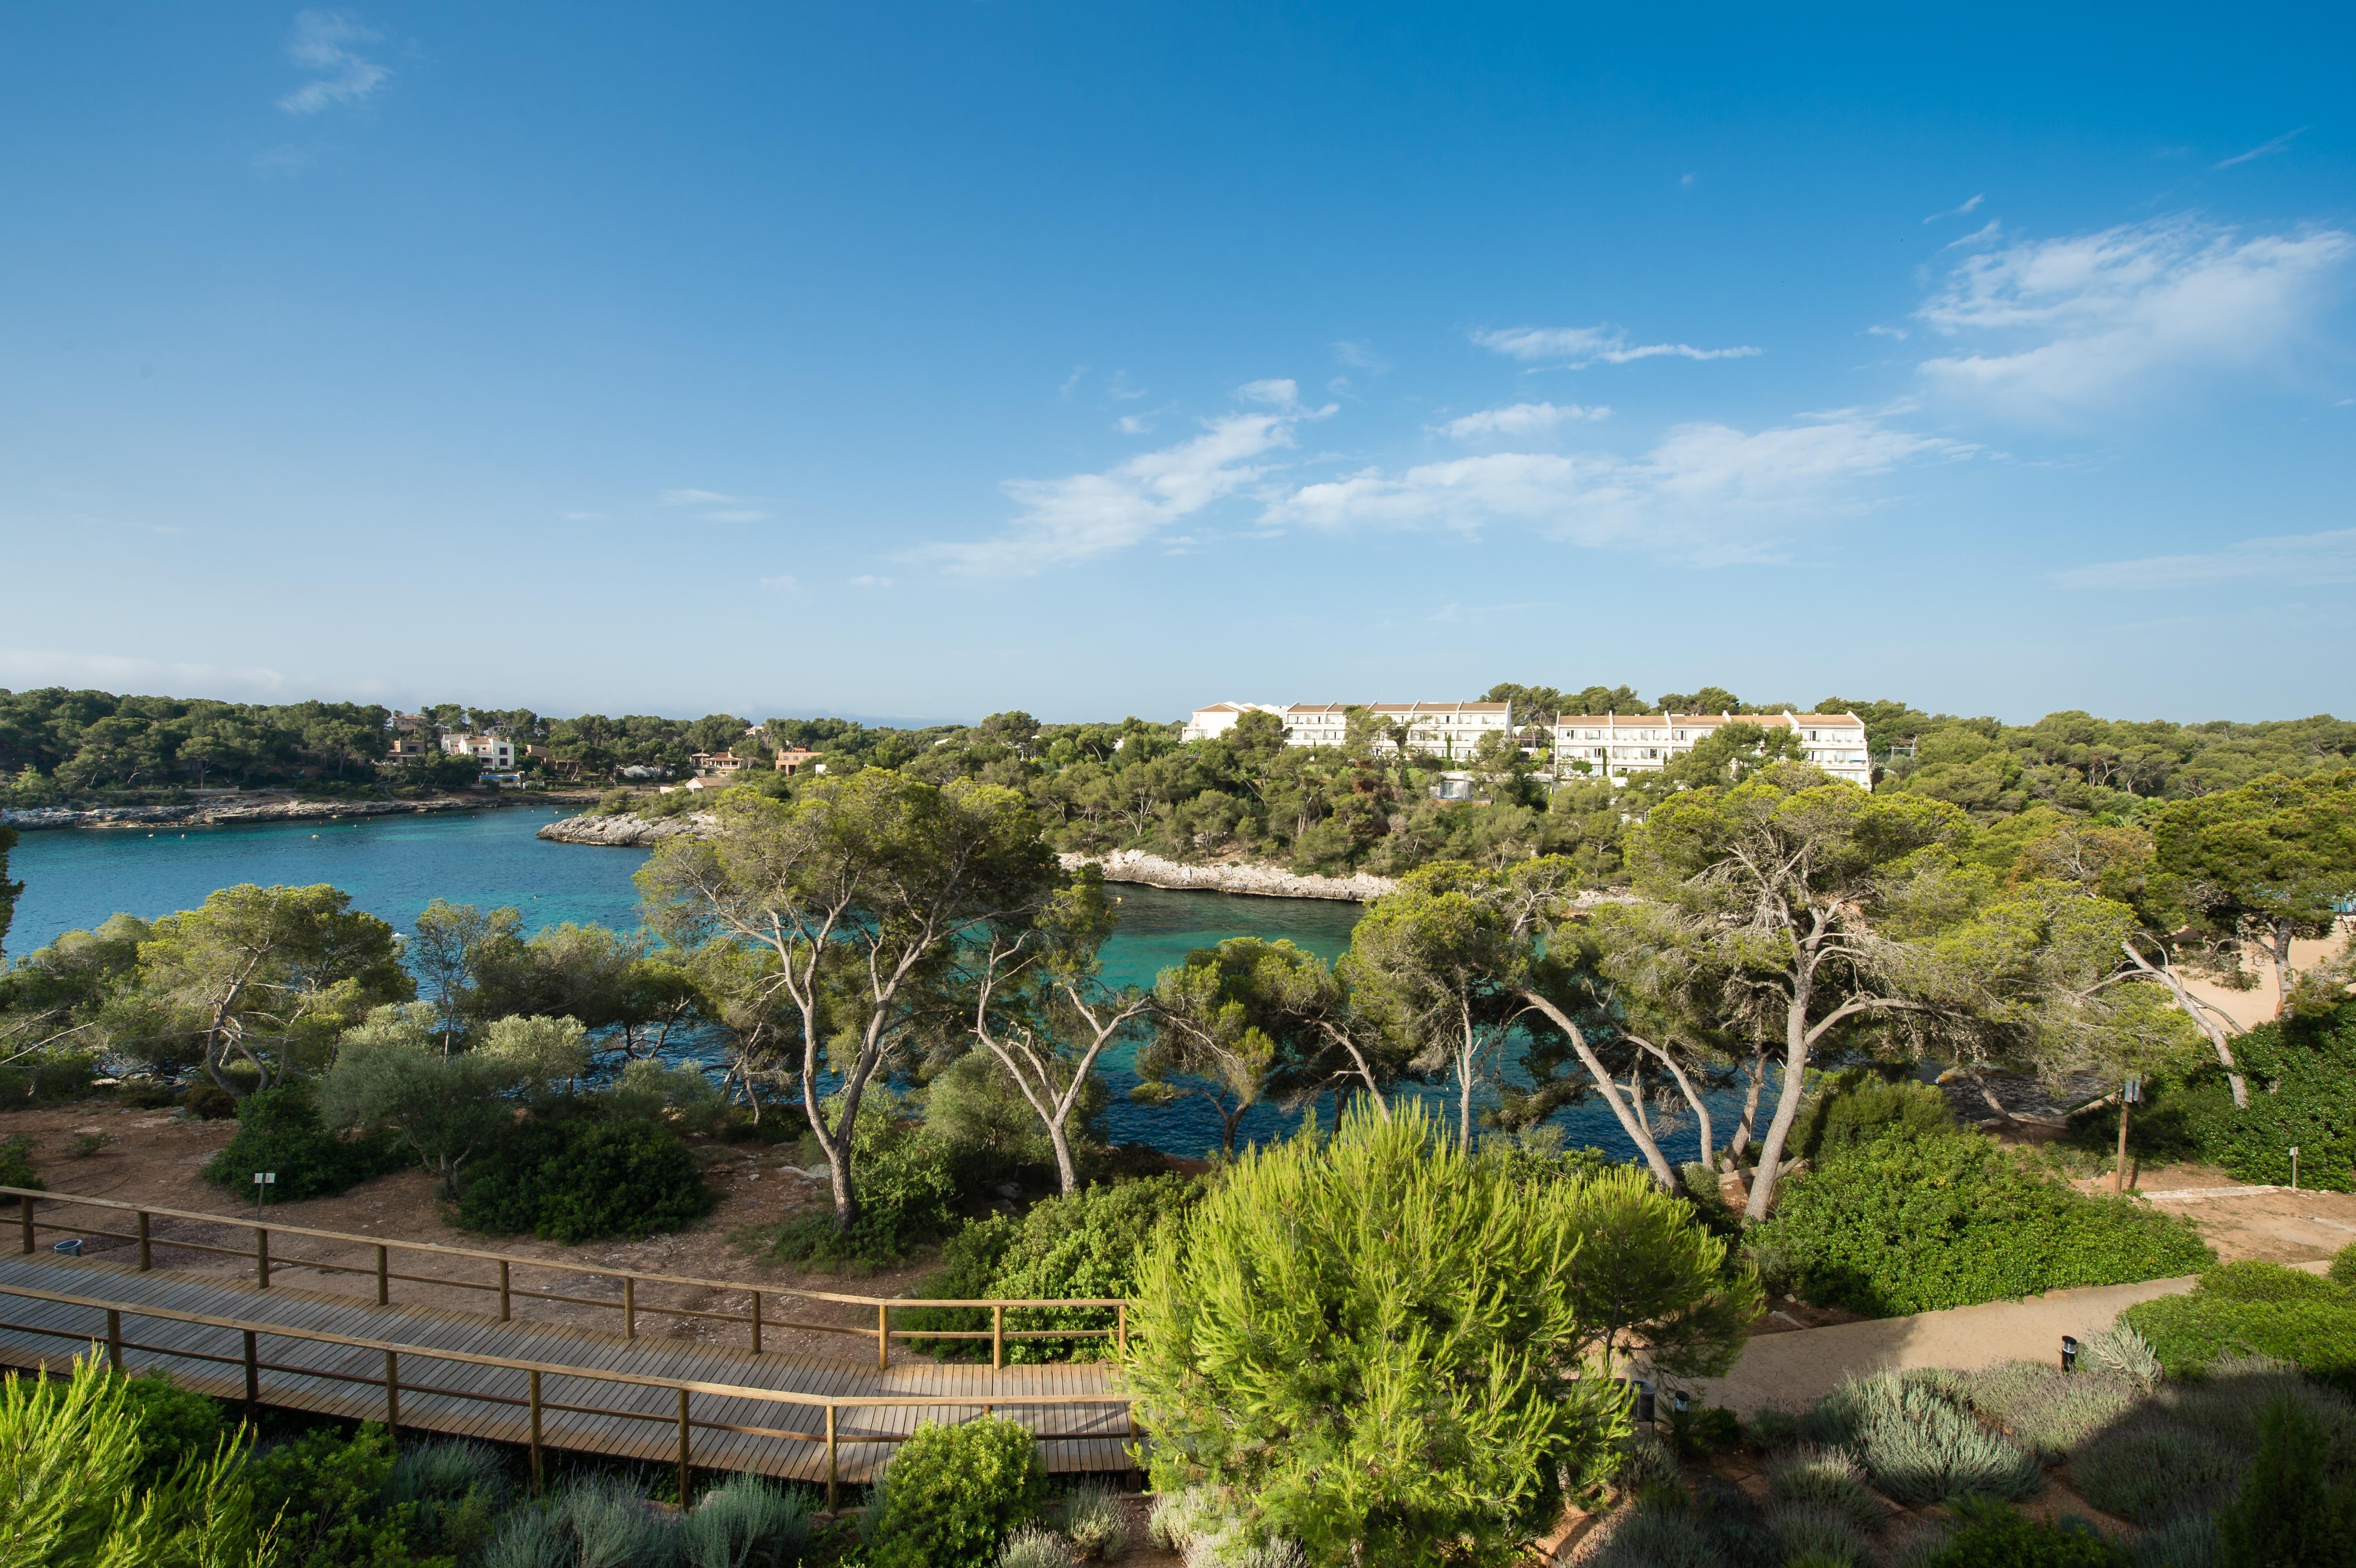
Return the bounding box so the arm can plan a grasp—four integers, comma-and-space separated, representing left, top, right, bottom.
0, 1254, 1134, 1488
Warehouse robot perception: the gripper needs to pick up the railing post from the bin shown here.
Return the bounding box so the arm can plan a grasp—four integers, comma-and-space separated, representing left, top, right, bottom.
19, 1194, 32, 1254
876, 1302, 888, 1370
254, 1227, 270, 1289
499, 1260, 511, 1321
1116, 1301, 1127, 1355
749, 1290, 762, 1355
242, 1330, 259, 1410
992, 1303, 1004, 1370
528, 1370, 544, 1494
376, 1245, 389, 1306
623, 1275, 636, 1339
675, 1387, 691, 1506
106, 1309, 122, 1372
383, 1350, 400, 1443
136, 1211, 151, 1272
825, 1405, 838, 1513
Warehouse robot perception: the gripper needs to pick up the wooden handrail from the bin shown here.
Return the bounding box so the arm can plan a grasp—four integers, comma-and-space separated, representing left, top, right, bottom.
0, 1277, 1135, 1510
5, 1185, 1128, 1369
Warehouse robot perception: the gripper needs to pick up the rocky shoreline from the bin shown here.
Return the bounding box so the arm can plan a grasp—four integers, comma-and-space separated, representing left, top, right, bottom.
1060, 849, 1398, 902
1, 793, 597, 832
535, 811, 715, 847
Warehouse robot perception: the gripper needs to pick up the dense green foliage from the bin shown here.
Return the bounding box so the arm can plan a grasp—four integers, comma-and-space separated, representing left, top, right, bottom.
1920, 1500, 2126, 1568
457, 1107, 714, 1243
2173, 1002, 2356, 1191
2072, 1358, 2356, 1531
1789, 1072, 1957, 1161
0, 1133, 44, 1191
1802, 1371, 2043, 1506
1124, 1102, 1758, 1568
2213, 1397, 2356, 1568
2118, 1263, 2356, 1392
1756, 1108, 2212, 1317
905, 1173, 1201, 1361
200, 1081, 405, 1202
863, 1415, 1048, 1568
758, 1090, 961, 1266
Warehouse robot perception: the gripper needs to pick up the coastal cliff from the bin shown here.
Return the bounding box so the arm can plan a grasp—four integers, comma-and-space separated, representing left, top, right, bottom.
1060, 849, 1398, 902
536, 811, 715, 847
1, 795, 590, 832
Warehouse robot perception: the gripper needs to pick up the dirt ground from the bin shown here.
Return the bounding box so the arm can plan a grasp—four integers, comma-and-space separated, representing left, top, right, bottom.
0, 1101, 949, 1360
2072, 1160, 2356, 1265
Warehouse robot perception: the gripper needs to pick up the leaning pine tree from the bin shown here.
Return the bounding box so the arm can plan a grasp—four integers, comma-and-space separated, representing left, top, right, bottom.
1122, 1102, 1760, 1568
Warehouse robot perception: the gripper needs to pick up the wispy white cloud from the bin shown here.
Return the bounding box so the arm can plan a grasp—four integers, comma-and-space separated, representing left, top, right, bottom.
1057, 367, 1087, 398
914, 384, 1334, 575
0, 647, 289, 698
1915, 216, 2355, 418
1267, 413, 1971, 564
1332, 340, 1387, 371
1237, 379, 1299, 408
2052, 527, 2356, 588
1106, 372, 1147, 402
1923, 194, 1985, 225
1865, 325, 1909, 341
1432, 401, 1611, 441
705, 510, 768, 523
1942, 219, 2002, 250
1116, 413, 1156, 435
2215, 128, 2306, 170
849, 575, 894, 589
277, 10, 391, 115
1472, 325, 1762, 367
660, 488, 744, 506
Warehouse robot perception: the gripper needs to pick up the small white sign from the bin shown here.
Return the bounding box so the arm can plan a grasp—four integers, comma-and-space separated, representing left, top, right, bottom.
253, 1172, 276, 1185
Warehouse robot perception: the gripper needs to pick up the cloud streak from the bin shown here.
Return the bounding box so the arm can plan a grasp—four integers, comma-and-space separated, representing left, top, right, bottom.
277, 10, 391, 115
1915, 216, 2354, 417
2053, 527, 2356, 589
1432, 401, 1611, 441
1473, 325, 1761, 367
2215, 128, 2306, 170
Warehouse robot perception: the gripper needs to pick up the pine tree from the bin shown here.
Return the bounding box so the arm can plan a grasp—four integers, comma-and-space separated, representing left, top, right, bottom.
2216, 1398, 2356, 1568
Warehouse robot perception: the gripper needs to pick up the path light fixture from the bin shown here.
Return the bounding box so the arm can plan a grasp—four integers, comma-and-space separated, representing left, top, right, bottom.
2061, 1335, 2079, 1373
2291, 1146, 2300, 1190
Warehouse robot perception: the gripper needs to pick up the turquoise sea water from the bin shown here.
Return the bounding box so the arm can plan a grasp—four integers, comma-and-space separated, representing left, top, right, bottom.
7, 811, 1720, 1160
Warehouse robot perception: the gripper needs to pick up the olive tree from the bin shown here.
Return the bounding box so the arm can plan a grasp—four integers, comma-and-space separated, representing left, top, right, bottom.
315, 1004, 531, 1195
636, 769, 1056, 1235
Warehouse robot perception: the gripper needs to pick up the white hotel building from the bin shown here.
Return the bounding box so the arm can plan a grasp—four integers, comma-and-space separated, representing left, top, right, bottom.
1184, 702, 1873, 786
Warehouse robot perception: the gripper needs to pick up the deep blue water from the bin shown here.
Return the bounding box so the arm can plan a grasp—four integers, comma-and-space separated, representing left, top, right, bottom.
7, 811, 1730, 1162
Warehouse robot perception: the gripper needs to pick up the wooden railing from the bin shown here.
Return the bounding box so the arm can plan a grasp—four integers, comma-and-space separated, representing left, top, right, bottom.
3, 1187, 1123, 1371
0, 1278, 1132, 1509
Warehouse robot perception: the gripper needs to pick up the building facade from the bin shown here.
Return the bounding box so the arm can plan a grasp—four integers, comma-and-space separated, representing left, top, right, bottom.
439, 733, 517, 770
1548, 711, 1870, 786
1278, 702, 1514, 758
1180, 702, 1286, 741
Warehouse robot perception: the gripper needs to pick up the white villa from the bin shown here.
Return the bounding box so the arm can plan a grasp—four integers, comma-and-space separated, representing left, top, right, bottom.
1182, 701, 1873, 786
1550, 710, 1871, 786
439, 732, 517, 770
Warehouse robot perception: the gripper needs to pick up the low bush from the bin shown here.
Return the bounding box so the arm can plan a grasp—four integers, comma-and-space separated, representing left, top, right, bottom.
1586, 1482, 1772, 1568
1663, 1401, 1743, 1459
2125, 1513, 2215, 1568
864, 1414, 1049, 1568
999, 1525, 1072, 1568
181, 1081, 239, 1120
2334, 1243, 2356, 1288
458, 1106, 714, 1243
119, 1369, 228, 1481
1766, 1501, 1873, 1568
486, 1472, 681, 1568
1791, 1070, 1956, 1161
2074, 1424, 2242, 1527
1766, 1445, 1885, 1533
903, 1173, 1201, 1361
0, 1133, 42, 1191
1060, 1483, 1129, 1561
0, 1045, 100, 1105
679, 1471, 813, 1568
250, 1423, 432, 1567
2117, 1264, 2356, 1393
1755, 1122, 2213, 1317
1918, 1498, 2126, 1567
1963, 1361, 2141, 1460
1803, 1370, 2042, 1506
385, 1437, 513, 1563
2213, 1396, 2356, 1568
201, 1081, 406, 1203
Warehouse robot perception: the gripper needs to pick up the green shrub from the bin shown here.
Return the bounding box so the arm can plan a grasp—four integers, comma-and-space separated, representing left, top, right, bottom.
1767, 1502, 1873, 1568
385, 1437, 512, 1563
2072, 1418, 2248, 1526
1766, 1445, 1885, 1533
201, 1082, 406, 1203
1963, 1361, 2142, 1460
1803, 1371, 2042, 1506
249, 1423, 427, 1567
2333, 1244, 2356, 1289
1124, 1101, 1758, 1568
181, 1081, 238, 1120
761, 1089, 958, 1268
458, 1108, 714, 1243
1792, 1070, 1956, 1161
1060, 1483, 1128, 1561
998, 1525, 1071, 1568
1756, 1123, 2214, 1316
2127, 1513, 2215, 1568
0, 1046, 99, 1105
2176, 1003, 2356, 1192
0, 1133, 42, 1191
2213, 1396, 2356, 1568
866, 1415, 1048, 1568
118, 1370, 227, 1481
904, 1174, 1201, 1361
487, 1472, 681, 1567
2118, 1265, 2356, 1393
1587, 1483, 1772, 1568
1920, 1499, 2126, 1567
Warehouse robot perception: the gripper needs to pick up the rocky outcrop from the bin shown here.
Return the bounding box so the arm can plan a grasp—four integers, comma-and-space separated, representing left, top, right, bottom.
536, 812, 716, 847
1060, 849, 1398, 903
0, 795, 590, 831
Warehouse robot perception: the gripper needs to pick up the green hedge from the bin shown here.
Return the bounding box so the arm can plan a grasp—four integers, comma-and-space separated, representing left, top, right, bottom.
864, 1415, 1047, 1568
458, 1110, 713, 1243
902, 1173, 1201, 1361
2176, 1002, 2356, 1192
2118, 1263, 2356, 1394
1756, 1123, 2213, 1317
201, 1083, 405, 1203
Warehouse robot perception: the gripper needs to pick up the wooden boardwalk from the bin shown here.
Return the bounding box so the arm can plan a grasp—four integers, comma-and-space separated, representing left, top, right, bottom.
0, 1253, 1134, 1488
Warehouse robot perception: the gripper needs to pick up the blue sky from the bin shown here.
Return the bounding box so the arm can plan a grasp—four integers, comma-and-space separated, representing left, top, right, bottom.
3, 3, 2351, 726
